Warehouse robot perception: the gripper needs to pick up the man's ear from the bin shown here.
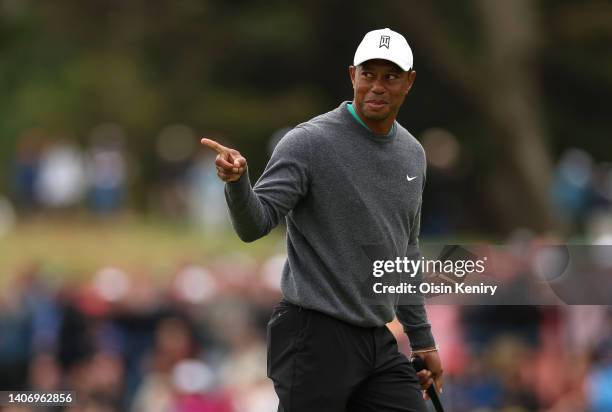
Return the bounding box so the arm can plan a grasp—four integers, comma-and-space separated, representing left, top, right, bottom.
405, 70, 416, 95
349, 65, 356, 89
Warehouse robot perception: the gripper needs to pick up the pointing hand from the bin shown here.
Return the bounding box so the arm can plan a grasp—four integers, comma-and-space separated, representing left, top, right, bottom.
200, 138, 247, 183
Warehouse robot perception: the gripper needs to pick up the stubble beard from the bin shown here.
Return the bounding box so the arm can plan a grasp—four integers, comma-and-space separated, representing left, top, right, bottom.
360, 103, 391, 121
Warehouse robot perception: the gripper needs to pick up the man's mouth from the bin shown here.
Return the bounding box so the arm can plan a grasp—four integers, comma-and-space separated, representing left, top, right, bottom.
365, 100, 388, 109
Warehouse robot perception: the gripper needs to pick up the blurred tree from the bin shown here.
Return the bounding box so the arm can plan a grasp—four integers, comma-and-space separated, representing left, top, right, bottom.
391, 0, 561, 232
0, 0, 610, 234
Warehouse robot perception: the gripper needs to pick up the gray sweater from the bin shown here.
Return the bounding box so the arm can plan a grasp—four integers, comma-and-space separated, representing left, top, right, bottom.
225, 101, 435, 349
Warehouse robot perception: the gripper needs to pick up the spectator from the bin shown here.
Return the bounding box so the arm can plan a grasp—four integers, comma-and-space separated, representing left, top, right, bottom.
35, 140, 86, 210
86, 124, 127, 215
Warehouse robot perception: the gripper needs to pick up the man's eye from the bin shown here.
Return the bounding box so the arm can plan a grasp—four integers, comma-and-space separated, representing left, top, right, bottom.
362, 72, 374, 79
387, 74, 398, 80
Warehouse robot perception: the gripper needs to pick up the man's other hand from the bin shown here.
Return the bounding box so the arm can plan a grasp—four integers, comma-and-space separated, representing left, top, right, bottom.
201, 138, 247, 183
414, 350, 443, 400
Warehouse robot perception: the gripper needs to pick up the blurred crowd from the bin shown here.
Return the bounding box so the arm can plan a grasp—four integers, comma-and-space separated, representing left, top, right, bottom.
0, 256, 284, 412
1, 125, 611, 412
11, 126, 128, 216
5, 124, 227, 231
1, 248, 611, 412
3, 125, 612, 239
419, 128, 612, 239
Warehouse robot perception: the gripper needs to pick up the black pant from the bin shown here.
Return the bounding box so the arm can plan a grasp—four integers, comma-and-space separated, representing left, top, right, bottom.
267, 300, 427, 412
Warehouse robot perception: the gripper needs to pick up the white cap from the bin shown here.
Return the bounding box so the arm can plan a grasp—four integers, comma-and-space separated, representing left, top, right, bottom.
353, 28, 413, 71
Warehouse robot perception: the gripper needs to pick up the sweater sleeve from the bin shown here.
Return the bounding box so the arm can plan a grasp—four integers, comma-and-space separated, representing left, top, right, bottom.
224, 128, 311, 242
395, 166, 436, 350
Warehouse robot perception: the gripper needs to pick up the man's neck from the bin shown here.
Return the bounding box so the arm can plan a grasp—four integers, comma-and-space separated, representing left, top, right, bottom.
353, 104, 396, 135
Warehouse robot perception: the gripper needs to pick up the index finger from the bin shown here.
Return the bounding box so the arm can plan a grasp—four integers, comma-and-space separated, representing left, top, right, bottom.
201, 138, 229, 154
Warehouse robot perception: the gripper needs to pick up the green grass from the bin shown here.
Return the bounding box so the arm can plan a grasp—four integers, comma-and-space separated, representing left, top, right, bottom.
0, 216, 284, 284
0, 217, 500, 288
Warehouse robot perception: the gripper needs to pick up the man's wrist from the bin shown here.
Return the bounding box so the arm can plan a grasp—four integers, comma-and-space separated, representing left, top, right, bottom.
405, 327, 435, 351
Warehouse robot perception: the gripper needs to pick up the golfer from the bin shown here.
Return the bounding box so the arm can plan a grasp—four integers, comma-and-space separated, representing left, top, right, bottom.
202, 28, 442, 412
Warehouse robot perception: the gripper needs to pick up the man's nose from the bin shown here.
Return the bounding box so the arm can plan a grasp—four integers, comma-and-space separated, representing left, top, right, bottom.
371, 78, 385, 94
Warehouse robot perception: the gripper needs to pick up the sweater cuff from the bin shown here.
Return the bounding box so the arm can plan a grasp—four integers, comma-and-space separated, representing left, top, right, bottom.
406, 326, 436, 351
224, 169, 251, 200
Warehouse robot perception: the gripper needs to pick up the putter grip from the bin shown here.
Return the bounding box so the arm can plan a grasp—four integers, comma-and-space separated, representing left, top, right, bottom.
411, 356, 445, 412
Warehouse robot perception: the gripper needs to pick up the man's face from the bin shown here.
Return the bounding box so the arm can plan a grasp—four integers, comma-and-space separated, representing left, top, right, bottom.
349, 59, 416, 122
